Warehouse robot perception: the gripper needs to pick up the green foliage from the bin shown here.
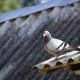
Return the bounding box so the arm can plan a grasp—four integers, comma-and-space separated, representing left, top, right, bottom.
20, 0, 40, 7
22, 0, 29, 7
0, 0, 21, 13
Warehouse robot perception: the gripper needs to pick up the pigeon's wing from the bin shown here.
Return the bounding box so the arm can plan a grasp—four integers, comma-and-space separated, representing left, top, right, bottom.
52, 46, 80, 53
57, 47, 74, 52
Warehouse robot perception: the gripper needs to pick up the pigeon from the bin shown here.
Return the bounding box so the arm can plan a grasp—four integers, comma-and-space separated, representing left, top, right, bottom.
43, 30, 80, 60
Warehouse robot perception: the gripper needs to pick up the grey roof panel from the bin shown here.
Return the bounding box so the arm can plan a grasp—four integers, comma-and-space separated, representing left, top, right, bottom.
0, 0, 80, 23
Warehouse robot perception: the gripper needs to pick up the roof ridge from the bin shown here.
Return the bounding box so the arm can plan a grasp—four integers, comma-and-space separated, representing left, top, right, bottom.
0, 0, 80, 23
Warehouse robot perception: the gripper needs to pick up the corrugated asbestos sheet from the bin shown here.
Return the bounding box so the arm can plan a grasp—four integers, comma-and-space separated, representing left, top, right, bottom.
32, 50, 80, 73
0, 1, 80, 80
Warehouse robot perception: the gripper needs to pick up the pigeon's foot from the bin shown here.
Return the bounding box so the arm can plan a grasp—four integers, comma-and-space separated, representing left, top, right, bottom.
54, 57, 59, 61
54, 55, 59, 61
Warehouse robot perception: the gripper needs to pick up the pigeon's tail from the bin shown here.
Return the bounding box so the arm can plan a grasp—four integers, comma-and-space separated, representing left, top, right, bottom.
77, 46, 80, 51
76, 33, 80, 46
73, 46, 80, 51
77, 34, 80, 50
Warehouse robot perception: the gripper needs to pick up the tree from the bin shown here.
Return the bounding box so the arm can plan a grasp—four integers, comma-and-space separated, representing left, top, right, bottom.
19, 0, 51, 7
0, 0, 20, 13
0, 0, 51, 13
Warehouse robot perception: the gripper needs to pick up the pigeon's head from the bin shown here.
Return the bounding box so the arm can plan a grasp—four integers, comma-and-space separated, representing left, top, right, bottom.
43, 31, 51, 38
43, 31, 52, 43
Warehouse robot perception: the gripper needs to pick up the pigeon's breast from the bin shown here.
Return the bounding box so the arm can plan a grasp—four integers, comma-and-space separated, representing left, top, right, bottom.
46, 38, 64, 51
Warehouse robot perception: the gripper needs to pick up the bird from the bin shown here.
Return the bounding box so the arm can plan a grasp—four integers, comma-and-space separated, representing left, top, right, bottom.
43, 30, 80, 61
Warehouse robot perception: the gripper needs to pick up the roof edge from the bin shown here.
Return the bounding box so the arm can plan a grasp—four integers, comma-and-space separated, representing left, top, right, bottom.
0, 0, 80, 23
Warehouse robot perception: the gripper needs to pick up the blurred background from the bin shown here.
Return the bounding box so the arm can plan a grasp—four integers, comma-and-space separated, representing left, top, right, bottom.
0, 0, 51, 13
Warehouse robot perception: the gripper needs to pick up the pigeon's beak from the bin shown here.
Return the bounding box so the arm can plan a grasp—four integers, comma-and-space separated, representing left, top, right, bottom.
43, 34, 46, 37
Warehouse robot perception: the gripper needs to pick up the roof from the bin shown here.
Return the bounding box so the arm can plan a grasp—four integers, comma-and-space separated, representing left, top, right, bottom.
32, 50, 80, 74
0, 1, 80, 80
0, 0, 80, 23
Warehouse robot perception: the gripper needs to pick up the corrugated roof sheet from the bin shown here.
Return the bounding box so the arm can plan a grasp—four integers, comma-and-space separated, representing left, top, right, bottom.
0, 0, 80, 23
0, 1, 80, 80
32, 50, 80, 73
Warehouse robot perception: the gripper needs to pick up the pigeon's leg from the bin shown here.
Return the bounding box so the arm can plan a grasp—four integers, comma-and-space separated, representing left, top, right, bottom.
48, 50, 59, 61
54, 54, 59, 61
50, 55, 59, 62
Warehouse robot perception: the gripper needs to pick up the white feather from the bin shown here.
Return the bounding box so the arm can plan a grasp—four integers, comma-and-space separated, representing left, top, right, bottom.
46, 38, 69, 51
